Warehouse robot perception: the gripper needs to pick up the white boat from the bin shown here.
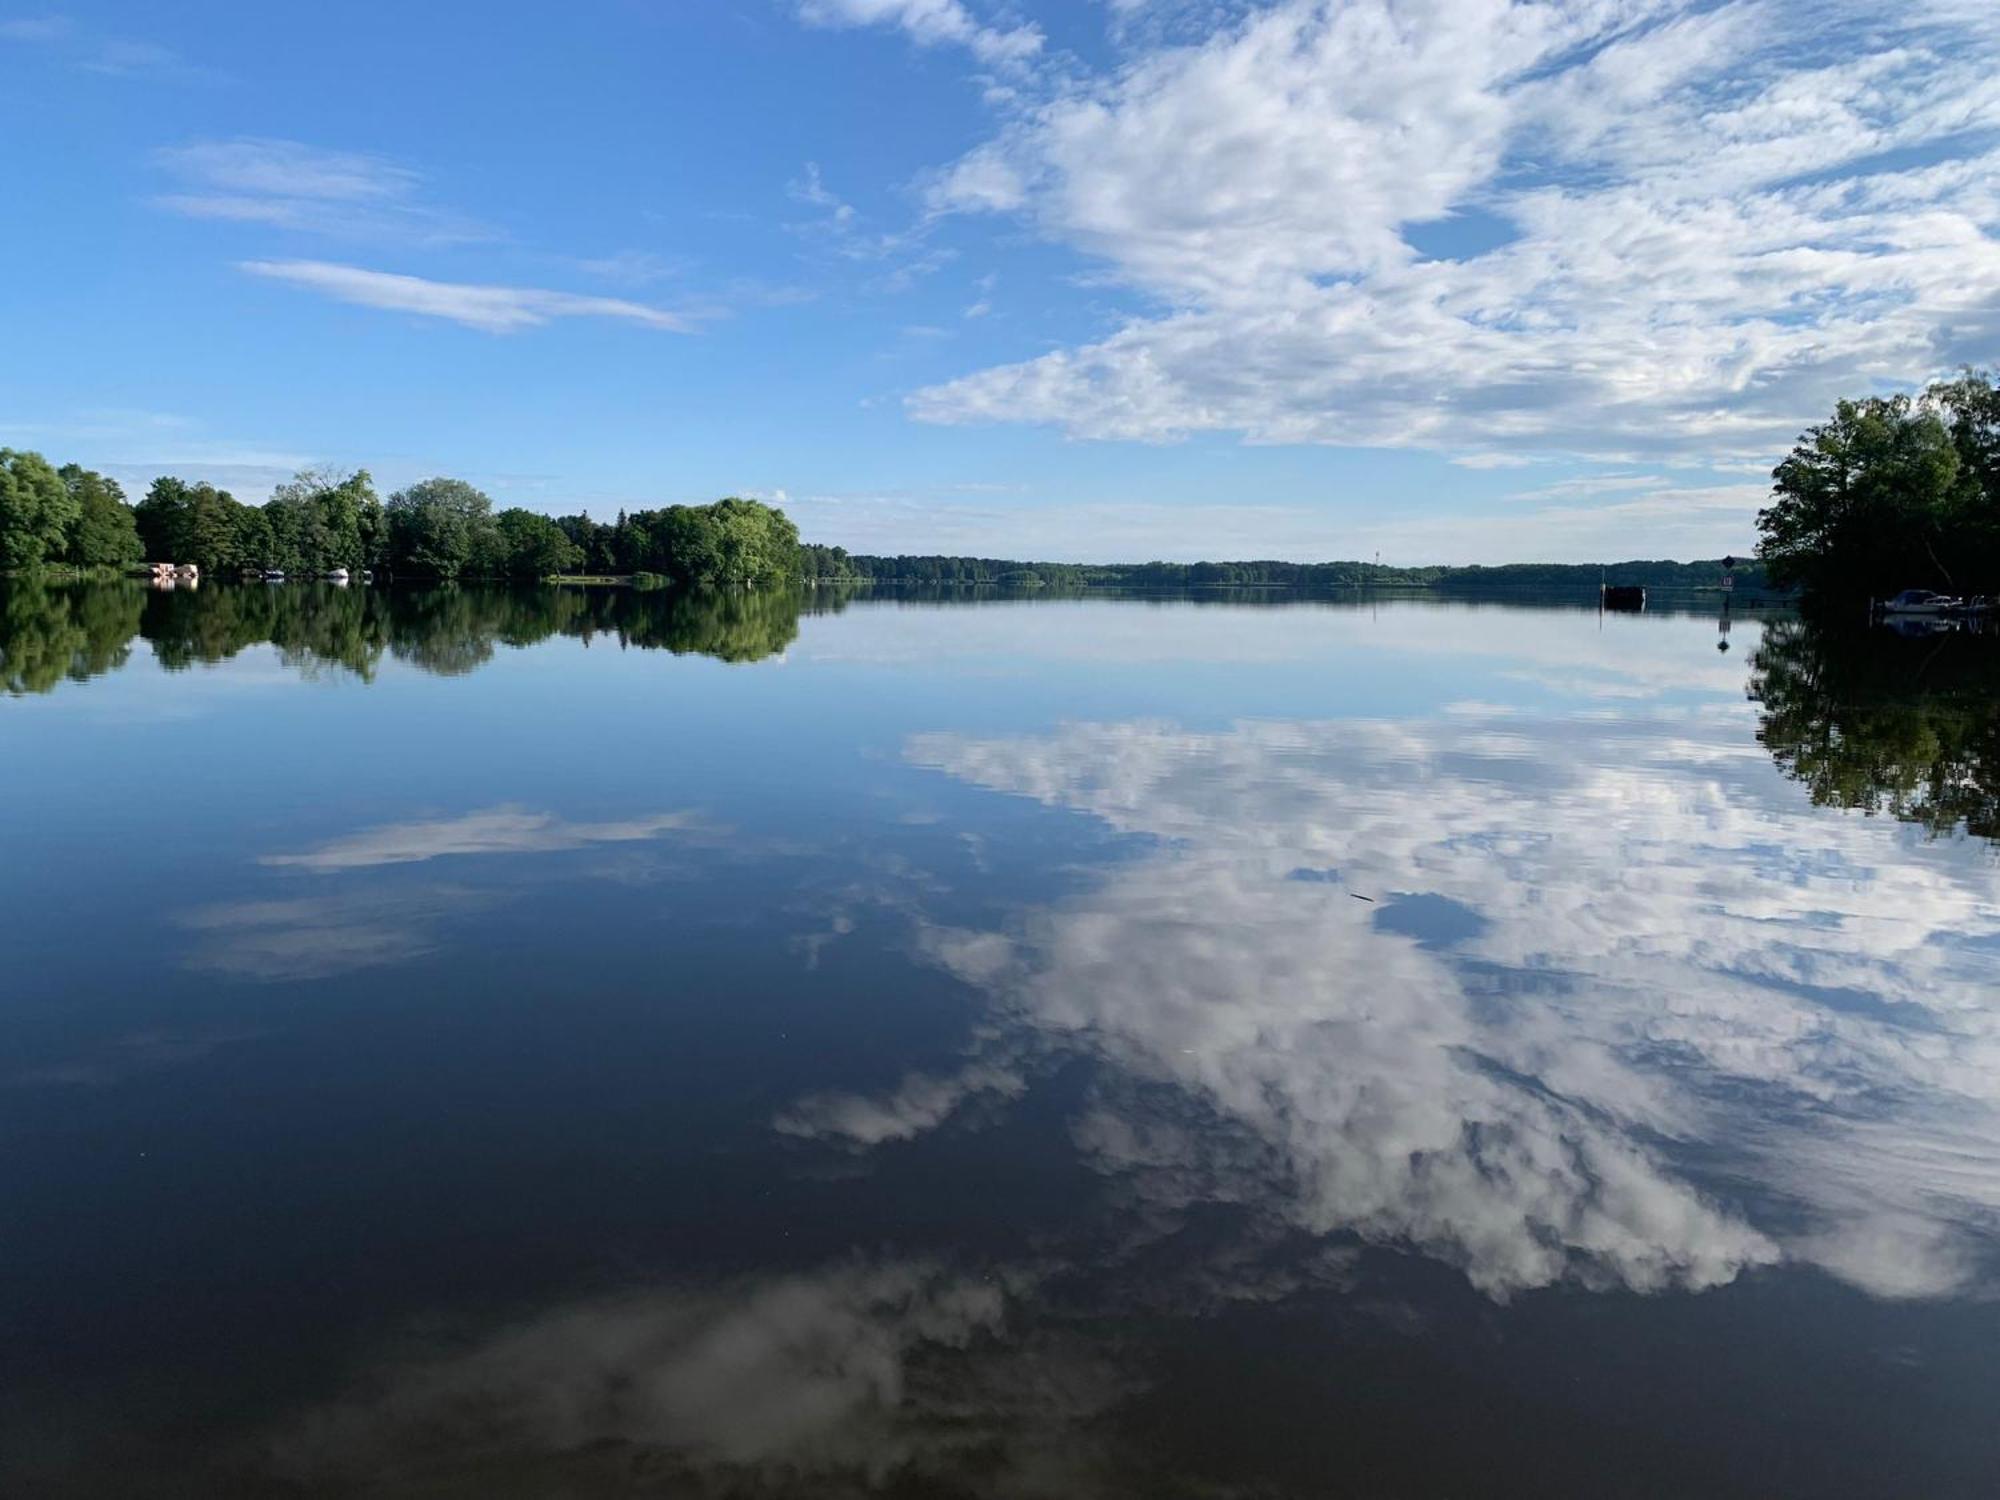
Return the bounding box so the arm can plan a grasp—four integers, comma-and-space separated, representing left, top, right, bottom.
1880, 589, 1956, 616
325, 568, 350, 584
263, 569, 286, 582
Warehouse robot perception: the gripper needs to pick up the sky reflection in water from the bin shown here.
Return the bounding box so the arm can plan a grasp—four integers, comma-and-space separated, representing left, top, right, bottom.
3, 586, 1999, 1497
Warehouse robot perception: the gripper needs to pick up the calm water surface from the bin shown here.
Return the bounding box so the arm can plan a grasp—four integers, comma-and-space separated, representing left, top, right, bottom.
5, 583, 2000, 1497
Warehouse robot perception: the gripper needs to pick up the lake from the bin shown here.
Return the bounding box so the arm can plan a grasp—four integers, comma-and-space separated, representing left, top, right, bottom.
5, 581, 2000, 1497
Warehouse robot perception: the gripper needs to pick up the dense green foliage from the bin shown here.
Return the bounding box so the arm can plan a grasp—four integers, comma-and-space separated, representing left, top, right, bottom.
554, 500, 803, 585
496, 509, 584, 579
60, 466, 143, 567
3, 448, 817, 585
1758, 371, 2000, 599
1752, 614, 2000, 841
1, 450, 82, 571
134, 470, 389, 576
385, 477, 498, 579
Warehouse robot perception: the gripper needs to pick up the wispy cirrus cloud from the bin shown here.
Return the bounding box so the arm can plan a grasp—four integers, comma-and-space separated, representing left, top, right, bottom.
3, 12, 194, 75
239, 260, 697, 334
0, 15, 69, 42
82, 37, 188, 76
154, 138, 491, 245
797, 0, 1044, 67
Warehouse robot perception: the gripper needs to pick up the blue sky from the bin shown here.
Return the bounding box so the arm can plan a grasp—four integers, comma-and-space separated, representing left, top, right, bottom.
3, 0, 1996, 562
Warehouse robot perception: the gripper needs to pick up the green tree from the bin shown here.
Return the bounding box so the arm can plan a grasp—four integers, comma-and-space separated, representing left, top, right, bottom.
269, 467, 379, 573
612, 497, 804, 586
386, 477, 500, 579
233, 505, 276, 571
1758, 375, 2000, 600
135, 476, 250, 572
59, 466, 143, 568
135, 476, 192, 562
1928, 369, 2000, 585
0, 450, 82, 570
186, 483, 250, 573
496, 508, 584, 577
556, 513, 615, 573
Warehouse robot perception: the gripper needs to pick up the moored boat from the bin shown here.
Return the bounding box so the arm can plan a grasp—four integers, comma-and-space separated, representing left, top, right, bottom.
1879, 588, 1956, 616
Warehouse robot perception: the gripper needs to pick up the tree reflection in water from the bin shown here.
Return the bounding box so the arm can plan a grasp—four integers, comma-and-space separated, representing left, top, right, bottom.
0, 577, 147, 694
1751, 615, 2000, 843
0, 580, 845, 693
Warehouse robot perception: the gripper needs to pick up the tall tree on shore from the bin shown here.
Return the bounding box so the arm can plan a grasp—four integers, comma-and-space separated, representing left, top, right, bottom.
60, 466, 142, 568
134, 476, 191, 563
386, 477, 502, 578
1759, 371, 2000, 599
495, 509, 583, 578
138, 476, 255, 572
269, 468, 382, 573
1, 450, 82, 571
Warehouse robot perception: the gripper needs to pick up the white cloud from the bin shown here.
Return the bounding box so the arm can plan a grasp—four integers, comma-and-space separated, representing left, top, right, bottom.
798, 0, 1044, 66
573, 248, 687, 286
0, 16, 69, 42
160, 137, 417, 204
908, 0, 2000, 466
155, 138, 489, 245
81, 37, 185, 76
239, 260, 695, 333
262, 806, 704, 872
785, 162, 953, 285
4, 14, 195, 76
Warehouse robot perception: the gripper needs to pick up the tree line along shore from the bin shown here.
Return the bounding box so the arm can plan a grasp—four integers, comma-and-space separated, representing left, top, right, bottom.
0, 462, 807, 587
0, 453, 1763, 595
3, 368, 1994, 598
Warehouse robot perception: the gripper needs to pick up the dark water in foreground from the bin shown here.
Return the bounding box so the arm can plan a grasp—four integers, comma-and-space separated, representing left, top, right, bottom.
5, 582, 2000, 1497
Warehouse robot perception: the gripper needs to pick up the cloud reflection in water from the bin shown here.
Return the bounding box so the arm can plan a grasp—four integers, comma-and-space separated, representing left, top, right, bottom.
265, 1260, 1143, 1497
262, 805, 706, 872
862, 710, 2000, 1301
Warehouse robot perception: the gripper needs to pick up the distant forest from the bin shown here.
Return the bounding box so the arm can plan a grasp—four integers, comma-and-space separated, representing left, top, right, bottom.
800, 550, 1766, 593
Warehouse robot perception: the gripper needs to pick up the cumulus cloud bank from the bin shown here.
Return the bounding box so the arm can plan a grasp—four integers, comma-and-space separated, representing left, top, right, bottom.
912, 0, 2000, 465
